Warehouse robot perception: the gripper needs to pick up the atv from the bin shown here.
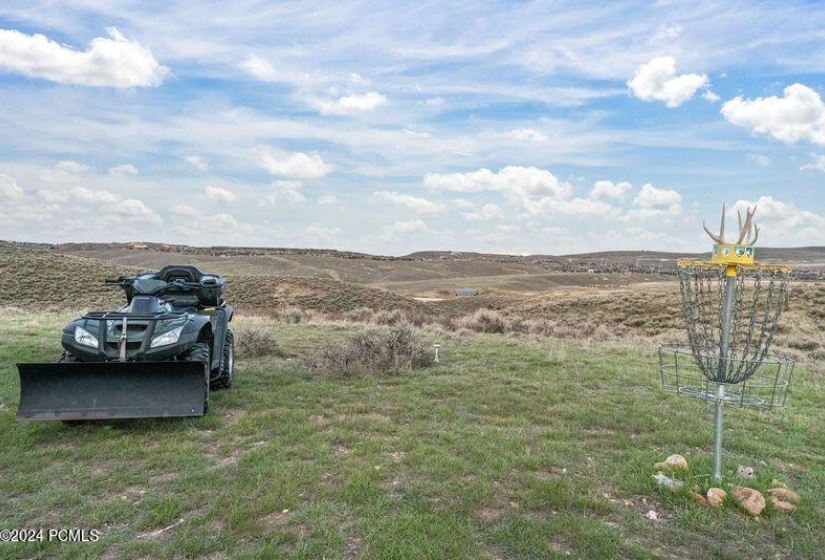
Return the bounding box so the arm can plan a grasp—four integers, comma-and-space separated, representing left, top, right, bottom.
16, 265, 234, 421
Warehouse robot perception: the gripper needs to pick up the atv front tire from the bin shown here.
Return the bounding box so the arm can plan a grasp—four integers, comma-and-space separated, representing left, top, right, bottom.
184, 342, 211, 414
214, 330, 234, 389
58, 352, 77, 363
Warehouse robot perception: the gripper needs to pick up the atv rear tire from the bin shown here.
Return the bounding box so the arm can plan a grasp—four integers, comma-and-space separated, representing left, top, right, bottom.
184, 342, 211, 414
214, 330, 234, 389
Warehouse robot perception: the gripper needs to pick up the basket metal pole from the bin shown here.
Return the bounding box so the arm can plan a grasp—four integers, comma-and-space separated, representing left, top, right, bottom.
712, 269, 737, 481
712, 383, 724, 481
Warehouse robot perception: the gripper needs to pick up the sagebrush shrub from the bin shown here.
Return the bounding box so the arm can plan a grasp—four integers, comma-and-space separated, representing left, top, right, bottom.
456, 308, 506, 333
305, 323, 434, 376
373, 309, 406, 326
345, 307, 376, 323
234, 324, 284, 358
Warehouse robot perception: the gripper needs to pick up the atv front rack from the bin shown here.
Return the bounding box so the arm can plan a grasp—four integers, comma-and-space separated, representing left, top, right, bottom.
82, 310, 188, 320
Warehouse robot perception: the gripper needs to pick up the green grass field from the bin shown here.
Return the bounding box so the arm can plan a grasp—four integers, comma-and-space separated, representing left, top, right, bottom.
2, 309, 824, 559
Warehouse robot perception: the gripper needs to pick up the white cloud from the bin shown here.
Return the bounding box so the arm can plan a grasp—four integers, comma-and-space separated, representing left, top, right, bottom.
261, 179, 307, 204
349, 72, 368, 86
283, 190, 307, 203
424, 97, 445, 106
506, 128, 547, 142
57, 160, 89, 173
404, 128, 432, 138
19, 180, 169, 230
426, 166, 624, 218
426, 166, 573, 212
394, 219, 429, 233
210, 213, 237, 228
452, 198, 475, 208
496, 225, 520, 233
109, 163, 138, 176
39, 160, 90, 183
36, 189, 67, 203
72, 186, 118, 203
627, 56, 709, 107
205, 186, 237, 202
109, 198, 163, 223
702, 90, 721, 103
732, 196, 825, 244
262, 189, 306, 205
258, 148, 333, 178
318, 194, 338, 205
589, 180, 632, 200
748, 154, 772, 167
0, 174, 24, 199
801, 154, 825, 172
239, 54, 279, 82
0, 27, 167, 88
373, 190, 443, 213
426, 166, 572, 199
721, 83, 825, 146
460, 203, 504, 221
630, 183, 682, 217
521, 196, 620, 217
652, 24, 683, 42
239, 54, 328, 87
305, 226, 342, 238
274, 180, 303, 190
320, 91, 387, 115
186, 155, 209, 171
170, 204, 202, 217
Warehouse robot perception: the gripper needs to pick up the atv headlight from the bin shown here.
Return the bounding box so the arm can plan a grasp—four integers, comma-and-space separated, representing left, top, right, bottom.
74, 325, 99, 349
150, 325, 184, 348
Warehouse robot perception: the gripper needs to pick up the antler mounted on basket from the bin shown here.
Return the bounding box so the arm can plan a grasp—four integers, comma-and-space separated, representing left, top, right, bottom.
703, 204, 759, 246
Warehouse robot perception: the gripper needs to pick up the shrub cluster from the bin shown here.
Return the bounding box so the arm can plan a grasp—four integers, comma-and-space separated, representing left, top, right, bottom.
455, 308, 506, 333
233, 323, 284, 358
261, 297, 693, 349
305, 323, 434, 376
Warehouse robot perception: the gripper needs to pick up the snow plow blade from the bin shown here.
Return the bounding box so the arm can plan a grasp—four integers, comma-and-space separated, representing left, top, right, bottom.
16, 362, 208, 421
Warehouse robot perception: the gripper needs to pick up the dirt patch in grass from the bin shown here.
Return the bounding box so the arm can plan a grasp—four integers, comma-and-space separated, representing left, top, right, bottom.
259, 509, 294, 531
477, 507, 507, 522
149, 472, 180, 485
219, 408, 244, 422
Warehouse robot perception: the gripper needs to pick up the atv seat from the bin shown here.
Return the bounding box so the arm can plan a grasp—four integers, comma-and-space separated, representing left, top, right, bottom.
156, 265, 203, 284
153, 265, 226, 309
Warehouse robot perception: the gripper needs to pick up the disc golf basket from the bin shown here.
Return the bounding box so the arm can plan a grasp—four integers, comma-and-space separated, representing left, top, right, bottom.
658, 205, 794, 480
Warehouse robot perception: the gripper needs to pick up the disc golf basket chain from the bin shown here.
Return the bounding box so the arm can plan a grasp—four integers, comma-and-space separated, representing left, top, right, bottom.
658, 205, 794, 481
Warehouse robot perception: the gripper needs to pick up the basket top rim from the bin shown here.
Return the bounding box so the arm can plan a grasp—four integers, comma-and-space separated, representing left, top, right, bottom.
676, 259, 791, 274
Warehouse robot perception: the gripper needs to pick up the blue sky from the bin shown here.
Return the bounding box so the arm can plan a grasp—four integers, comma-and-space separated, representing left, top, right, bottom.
1, 1, 824, 256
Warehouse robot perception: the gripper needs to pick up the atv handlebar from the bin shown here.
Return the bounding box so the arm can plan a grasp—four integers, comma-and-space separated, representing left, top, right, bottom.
104, 276, 202, 295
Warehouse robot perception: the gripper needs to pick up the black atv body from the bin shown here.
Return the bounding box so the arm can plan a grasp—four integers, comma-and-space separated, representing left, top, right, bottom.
16, 265, 235, 421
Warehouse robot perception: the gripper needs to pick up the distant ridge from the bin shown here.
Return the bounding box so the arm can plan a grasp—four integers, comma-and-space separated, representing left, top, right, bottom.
4, 239, 825, 263
3, 240, 400, 261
